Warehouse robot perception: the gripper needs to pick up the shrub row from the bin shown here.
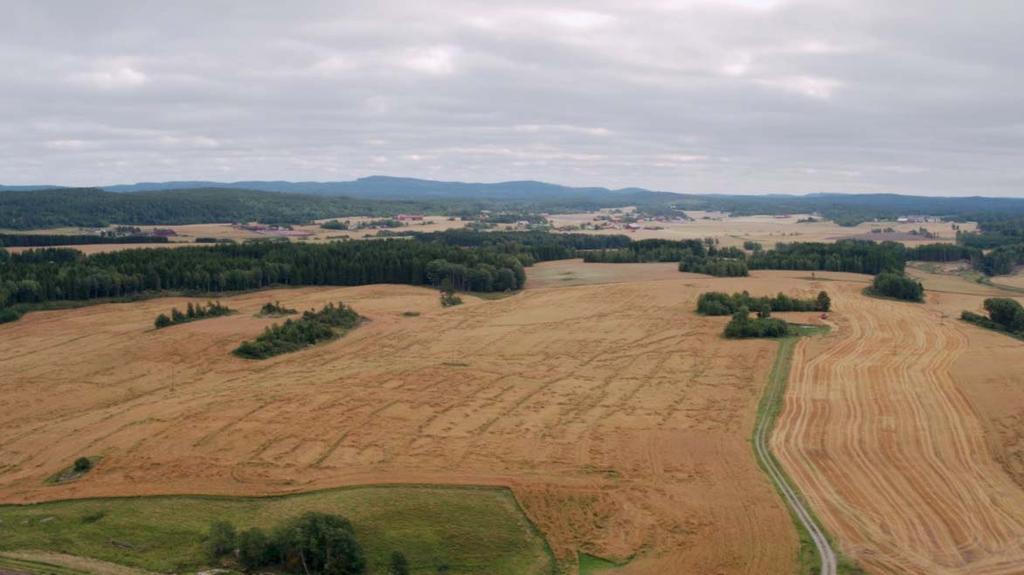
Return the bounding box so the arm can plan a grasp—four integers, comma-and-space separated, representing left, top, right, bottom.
154, 301, 232, 329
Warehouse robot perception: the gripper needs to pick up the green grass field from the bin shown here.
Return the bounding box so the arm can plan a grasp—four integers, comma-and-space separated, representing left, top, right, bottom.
0, 485, 555, 575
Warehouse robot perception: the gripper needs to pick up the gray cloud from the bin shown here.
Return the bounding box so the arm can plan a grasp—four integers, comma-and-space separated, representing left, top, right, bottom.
1, 0, 1022, 195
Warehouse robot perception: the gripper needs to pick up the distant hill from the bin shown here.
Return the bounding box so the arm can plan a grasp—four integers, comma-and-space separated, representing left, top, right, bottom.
0, 187, 442, 230
6, 177, 1024, 228
103, 175, 676, 202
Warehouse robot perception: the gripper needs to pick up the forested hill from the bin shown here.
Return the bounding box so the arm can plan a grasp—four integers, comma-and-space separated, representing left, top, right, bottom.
0, 187, 439, 229
101, 177, 1024, 225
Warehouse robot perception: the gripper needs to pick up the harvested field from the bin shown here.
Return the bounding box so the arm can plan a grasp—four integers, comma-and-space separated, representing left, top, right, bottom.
0, 266, 830, 574
773, 277, 1024, 574
548, 210, 972, 248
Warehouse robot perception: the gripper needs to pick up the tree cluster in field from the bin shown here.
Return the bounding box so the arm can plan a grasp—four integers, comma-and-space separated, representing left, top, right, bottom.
866, 271, 925, 302
0, 233, 170, 248
697, 290, 830, 316
320, 219, 350, 230
439, 278, 463, 307
747, 240, 906, 275
258, 301, 297, 316
743, 240, 763, 252
0, 240, 528, 317
204, 512, 393, 575
961, 298, 1024, 338
234, 302, 360, 359
723, 306, 791, 338
154, 301, 232, 329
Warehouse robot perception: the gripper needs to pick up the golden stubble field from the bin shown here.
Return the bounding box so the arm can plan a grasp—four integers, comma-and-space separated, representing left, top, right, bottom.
4, 262, 1024, 574
0, 265, 836, 574
773, 270, 1024, 574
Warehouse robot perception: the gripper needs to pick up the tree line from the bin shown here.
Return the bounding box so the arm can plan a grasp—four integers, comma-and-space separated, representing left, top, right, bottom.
697, 291, 830, 316
234, 302, 361, 359
747, 240, 906, 275
0, 239, 528, 316
412, 229, 632, 264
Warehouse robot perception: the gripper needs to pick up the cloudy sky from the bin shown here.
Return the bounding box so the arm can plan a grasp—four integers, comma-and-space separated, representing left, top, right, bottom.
2, 1, 1022, 195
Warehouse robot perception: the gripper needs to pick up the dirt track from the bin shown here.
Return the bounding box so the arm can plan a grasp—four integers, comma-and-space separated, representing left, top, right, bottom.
773, 284, 1024, 574
0, 267, 822, 574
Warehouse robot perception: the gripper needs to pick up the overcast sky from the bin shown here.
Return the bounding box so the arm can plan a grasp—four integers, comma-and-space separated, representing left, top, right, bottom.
2, 1, 1022, 195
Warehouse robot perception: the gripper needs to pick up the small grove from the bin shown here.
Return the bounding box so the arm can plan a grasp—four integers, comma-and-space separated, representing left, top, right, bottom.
154, 301, 232, 329
865, 271, 925, 302
962, 298, 1024, 339
723, 306, 792, 339
234, 302, 361, 359
204, 512, 384, 575
697, 290, 830, 316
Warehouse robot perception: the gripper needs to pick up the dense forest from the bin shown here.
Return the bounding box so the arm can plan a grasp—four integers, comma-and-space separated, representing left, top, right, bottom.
747, 241, 906, 275
0, 233, 170, 247
0, 188, 441, 229
0, 240, 527, 315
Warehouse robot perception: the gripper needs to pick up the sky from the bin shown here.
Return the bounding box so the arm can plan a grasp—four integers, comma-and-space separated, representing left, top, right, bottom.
1, 0, 1022, 196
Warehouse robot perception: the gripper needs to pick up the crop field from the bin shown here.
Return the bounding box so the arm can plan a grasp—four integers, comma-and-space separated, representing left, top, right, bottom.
1, 217, 468, 254
0, 266, 853, 574
772, 274, 1024, 574
549, 210, 973, 248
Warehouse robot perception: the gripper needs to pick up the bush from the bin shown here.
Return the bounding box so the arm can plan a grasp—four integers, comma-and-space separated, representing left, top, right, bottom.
0, 307, 22, 324
867, 272, 924, 302
73, 457, 93, 473
389, 552, 410, 575
440, 290, 463, 307
259, 301, 297, 316
206, 521, 238, 560
237, 528, 274, 571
